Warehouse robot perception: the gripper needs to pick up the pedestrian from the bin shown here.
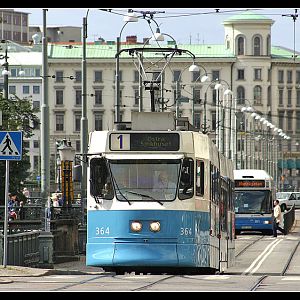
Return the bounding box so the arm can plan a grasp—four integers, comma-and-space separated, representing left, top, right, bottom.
273, 199, 286, 237
22, 187, 30, 199
18, 200, 25, 220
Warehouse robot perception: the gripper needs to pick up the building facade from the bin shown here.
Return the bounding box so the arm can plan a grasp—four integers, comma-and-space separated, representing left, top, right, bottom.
1, 11, 299, 190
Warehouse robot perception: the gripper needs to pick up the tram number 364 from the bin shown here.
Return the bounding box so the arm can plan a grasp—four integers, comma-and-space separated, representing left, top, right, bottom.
180, 227, 192, 236
96, 227, 110, 235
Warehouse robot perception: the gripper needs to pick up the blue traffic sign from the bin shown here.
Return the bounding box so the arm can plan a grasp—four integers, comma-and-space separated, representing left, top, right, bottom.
0, 131, 23, 160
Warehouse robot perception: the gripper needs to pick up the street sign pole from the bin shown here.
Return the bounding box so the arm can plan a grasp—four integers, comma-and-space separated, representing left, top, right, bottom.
0, 131, 22, 268
3, 160, 9, 267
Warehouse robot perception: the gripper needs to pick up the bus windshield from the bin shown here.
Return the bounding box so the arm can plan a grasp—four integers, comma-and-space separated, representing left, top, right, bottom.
234, 190, 272, 214
108, 159, 181, 202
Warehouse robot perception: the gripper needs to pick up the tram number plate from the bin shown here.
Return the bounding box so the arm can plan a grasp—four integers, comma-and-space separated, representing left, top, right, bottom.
241, 226, 252, 229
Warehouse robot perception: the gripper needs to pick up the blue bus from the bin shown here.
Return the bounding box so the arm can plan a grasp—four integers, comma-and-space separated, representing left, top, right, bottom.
234, 169, 275, 235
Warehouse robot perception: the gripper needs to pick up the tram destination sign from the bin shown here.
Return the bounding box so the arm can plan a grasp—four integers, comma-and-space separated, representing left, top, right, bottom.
235, 180, 265, 188
110, 133, 180, 151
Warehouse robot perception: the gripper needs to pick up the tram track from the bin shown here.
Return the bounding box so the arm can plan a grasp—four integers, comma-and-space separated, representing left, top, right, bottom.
235, 235, 265, 257
249, 239, 300, 291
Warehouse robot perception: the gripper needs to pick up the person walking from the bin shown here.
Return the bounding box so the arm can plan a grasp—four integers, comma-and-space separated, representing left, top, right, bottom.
273, 199, 286, 237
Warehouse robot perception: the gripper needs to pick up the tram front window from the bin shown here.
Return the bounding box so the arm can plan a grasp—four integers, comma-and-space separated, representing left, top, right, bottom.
234, 190, 272, 214
109, 159, 181, 202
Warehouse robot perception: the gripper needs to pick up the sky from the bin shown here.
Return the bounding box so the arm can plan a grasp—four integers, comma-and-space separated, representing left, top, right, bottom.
15, 8, 300, 52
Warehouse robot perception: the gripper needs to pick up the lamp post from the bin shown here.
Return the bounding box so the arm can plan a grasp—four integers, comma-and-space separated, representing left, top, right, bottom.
58, 139, 75, 218
81, 10, 89, 213
175, 63, 208, 125
41, 9, 50, 230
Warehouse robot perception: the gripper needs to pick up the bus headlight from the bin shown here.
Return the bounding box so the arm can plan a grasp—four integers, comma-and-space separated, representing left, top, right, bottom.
264, 220, 272, 224
150, 221, 161, 232
130, 221, 142, 232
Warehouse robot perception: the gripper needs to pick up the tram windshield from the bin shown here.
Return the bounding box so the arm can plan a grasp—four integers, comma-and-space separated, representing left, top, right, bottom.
234, 190, 272, 214
108, 159, 181, 202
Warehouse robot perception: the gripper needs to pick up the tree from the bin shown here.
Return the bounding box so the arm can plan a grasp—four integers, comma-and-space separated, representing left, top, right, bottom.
0, 94, 40, 204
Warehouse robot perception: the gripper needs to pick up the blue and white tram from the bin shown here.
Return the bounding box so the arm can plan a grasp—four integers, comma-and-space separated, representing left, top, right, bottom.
86, 112, 235, 274
234, 169, 275, 235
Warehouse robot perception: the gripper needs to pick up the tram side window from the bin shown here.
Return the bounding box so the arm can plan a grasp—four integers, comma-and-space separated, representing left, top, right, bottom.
196, 160, 204, 196
90, 157, 113, 200
178, 157, 194, 200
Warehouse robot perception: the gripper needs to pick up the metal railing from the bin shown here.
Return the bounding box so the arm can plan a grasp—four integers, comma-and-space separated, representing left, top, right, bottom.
283, 204, 295, 234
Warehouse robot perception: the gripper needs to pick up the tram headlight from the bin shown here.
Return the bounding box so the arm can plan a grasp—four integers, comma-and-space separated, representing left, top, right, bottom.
130, 221, 142, 232
149, 221, 161, 232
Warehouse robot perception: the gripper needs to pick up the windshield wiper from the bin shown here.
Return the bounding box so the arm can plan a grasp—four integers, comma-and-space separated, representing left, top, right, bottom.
124, 190, 163, 206
111, 177, 131, 205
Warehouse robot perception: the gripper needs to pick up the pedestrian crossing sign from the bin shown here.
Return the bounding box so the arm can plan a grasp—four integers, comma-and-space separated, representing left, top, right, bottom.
0, 131, 22, 160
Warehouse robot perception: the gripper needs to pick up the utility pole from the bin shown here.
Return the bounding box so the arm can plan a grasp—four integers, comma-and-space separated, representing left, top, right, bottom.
81, 14, 88, 207
41, 9, 50, 221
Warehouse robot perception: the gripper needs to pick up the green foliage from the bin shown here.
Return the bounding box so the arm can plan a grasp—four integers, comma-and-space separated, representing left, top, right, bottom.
0, 94, 40, 203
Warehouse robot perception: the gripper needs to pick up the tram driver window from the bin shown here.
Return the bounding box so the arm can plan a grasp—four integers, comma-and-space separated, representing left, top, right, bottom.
178, 157, 194, 200
90, 157, 113, 200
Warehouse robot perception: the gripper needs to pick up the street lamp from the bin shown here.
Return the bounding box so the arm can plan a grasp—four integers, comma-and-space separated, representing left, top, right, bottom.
58, 139, 75, 218
115, 10, 138, 125
175, 63, 208, 125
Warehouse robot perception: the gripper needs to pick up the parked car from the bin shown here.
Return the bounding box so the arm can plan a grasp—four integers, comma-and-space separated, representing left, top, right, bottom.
276, 192, 300, 211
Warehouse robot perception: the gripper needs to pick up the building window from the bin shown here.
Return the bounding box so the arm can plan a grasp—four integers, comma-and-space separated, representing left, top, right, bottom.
194, 113, 201, 129
253, 36, 261, 56
33, 155, 39, 170
94, 70, 102, 82
278, 111, 285, 129
296, 71, 300, 84
278, 89, 284, 106
253, 85, 262, 104
55, 114, 64, 131
134, 70, 139, 83
33, 101, 40, 109
134, 89, 139, 105
56, 90, 64, 105
23, 141, 30, 148
95, 114, 103, 131
287, 89, 292, 106
236, 86, 245, 105
192, 70, 200, 82
75, 90, 82, 105
76, 140, 80, 152
75, 114, 81, 132
211, 112, 216, 131
287, 70, 293, 83
278, 70, 284, 83
287, 111, 293, 131
193, 89, 201, 105
173, 70, 181, 82
267, 86, 271, 106
55, 71, 64, 82
297, 112, 300, 131
212, 70, 219, 81
33, 86, 40, 94
237, 69, 244, 80
23, 85, 30, 94
33, 140, 39, 148
237, 36, 245, 55
297, 89, 300, 106
254, 68, 262, 80
94, 90, 102, 105
9, 86, 16, 94
75, 71, 82, 83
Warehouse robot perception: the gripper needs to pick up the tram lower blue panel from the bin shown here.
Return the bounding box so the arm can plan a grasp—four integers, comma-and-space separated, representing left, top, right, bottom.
235, 215, 273, 231
86, 210, 211, 268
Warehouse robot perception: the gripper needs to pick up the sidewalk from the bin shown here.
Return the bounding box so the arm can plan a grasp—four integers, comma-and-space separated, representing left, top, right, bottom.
0, 255, 101, 283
